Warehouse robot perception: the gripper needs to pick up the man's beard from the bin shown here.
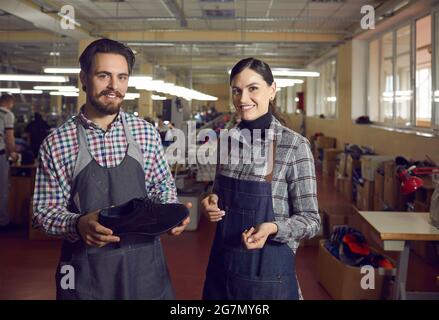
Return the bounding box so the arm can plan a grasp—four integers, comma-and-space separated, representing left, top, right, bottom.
88, 89, 124, 115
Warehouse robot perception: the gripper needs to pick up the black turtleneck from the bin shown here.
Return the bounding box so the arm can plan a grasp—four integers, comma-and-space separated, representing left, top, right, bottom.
238, 111, 272, 142
239, 111, 272, 131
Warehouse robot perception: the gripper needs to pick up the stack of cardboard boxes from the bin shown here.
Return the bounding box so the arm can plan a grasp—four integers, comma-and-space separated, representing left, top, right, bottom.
334, 153, 360, 203
357, 156, 393, 211
322, 148, 342, 177
410, 176, 439, 265
314, 136, 336, 162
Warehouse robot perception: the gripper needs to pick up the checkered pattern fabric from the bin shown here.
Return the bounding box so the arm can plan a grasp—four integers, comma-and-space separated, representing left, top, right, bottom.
216, 117, 321, 253
33, 108, 177, 242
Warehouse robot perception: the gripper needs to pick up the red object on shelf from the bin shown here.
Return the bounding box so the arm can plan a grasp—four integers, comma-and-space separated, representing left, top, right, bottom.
398, 166, 439, 195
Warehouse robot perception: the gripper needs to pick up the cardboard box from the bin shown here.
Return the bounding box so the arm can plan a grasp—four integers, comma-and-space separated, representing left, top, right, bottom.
373, 171, 385, 211
321, 204, 353, 238
350, 207, 386, 250
414, 200, 429, 212
323, 160, 337, 177
316, 136, 336, 150
338, 153, 347, 177
346, 155, 361, 178
356, 181, 374, 211
341, 176, 353, 203
361, 156, 394, 181
317, 240, 394, 300
334, 171, 342, 191
415, 176, 435, 208
323, 148, 342, 161
383, 160, 401, 210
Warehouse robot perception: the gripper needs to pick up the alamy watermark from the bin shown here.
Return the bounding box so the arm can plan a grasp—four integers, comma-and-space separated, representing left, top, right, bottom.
60, 264, 75, 290
361, 5, 375, 30
360, 265, 376, 290
59, 5, 78, 30
164, 121, 275, 175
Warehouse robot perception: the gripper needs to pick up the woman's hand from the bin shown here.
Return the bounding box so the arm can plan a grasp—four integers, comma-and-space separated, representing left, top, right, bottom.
242, 222, 278, 250
201, 194, 225, 222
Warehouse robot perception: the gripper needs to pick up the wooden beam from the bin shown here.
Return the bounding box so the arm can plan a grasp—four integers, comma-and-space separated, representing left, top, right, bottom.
107, 30, 343, 43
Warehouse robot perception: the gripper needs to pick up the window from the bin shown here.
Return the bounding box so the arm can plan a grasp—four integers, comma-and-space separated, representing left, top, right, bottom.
396, 25, 412, 127
416, 15, 432, 128
380, 32, 394, 124
368, 39, 380, 122
367, 14, 438, 132
434, 11, 439, 130
314, 57, 337, 118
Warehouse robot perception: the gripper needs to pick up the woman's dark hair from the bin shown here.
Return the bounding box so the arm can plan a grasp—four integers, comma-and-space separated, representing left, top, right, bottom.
229, 57, 285, 125
79, 38, 135, 75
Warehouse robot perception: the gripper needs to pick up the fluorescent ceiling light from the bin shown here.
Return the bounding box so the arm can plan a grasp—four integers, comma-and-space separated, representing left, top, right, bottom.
272, 69, 320, 77
128, 76, 153, 87
130, 76, 218, 101
20, 90, 43, 94
34, 86, 78, 91
0, 74, 69, 82
44, 67, 80, 74
0, 88, 21, 93
124, 93, 140, 100
49, 91, 79, 97
127, 42, 174, 46
152, 95, 167, 100
274, 78, 303, 87
227, 68, 319, 78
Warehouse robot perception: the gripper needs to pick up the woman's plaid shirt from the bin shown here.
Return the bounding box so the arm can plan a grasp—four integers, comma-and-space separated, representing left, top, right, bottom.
33, 109, 178, 242
216, 117, 320, 253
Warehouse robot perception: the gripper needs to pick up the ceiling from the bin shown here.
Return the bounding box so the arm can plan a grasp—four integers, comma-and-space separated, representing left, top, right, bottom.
0, 0, 409, 85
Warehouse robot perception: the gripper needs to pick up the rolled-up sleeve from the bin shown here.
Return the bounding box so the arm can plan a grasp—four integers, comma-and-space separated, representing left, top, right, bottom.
272, 140, 320, 243
33, 140, 81, 242
146, 129, 179, 204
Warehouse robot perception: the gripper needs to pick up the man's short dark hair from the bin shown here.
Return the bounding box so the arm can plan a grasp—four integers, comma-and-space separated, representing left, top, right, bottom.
79, 38, 135, 75
0, 93, 15, 105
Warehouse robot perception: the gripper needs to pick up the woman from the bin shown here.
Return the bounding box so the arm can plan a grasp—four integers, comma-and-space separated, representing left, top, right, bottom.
201, 57, 320, 300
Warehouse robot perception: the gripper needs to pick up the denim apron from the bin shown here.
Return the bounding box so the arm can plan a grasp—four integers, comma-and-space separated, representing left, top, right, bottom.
55, 113, 174, 300
203, 140, 299, 300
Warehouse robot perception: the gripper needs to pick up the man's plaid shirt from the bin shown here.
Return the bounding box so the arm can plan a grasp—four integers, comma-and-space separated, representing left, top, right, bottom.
216, 117, 320, 253
33, 108, 178, 242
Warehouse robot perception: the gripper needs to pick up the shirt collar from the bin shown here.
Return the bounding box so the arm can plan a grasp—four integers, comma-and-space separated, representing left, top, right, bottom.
77, 105, 123, 131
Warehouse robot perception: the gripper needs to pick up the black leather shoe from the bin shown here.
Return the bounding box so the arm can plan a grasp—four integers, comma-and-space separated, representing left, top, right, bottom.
98, 197, 189, 236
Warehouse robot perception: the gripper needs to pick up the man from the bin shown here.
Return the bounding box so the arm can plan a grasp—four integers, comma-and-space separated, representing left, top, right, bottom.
33, 38, 190, 299
0, 94, 19, 232
25, 111, 50, 158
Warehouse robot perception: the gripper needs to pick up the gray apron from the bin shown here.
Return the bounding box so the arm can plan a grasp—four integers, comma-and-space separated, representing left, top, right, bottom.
55, 113, 175, 300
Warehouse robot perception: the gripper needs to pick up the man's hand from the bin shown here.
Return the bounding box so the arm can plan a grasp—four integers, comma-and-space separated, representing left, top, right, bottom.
9, 152, 19, 163
201, 194, 225, 222
77, 210, 120, 247
168, 202, 192, 236
241, 222, 278, 250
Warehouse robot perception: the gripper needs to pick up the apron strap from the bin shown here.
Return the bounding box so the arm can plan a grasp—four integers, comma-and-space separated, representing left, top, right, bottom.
264, 138, 277, 183
72, 117, 93, 181
120, 112, 145, 167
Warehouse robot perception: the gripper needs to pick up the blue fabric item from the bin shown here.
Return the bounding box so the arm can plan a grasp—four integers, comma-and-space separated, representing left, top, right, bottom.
203, 174, 299, 300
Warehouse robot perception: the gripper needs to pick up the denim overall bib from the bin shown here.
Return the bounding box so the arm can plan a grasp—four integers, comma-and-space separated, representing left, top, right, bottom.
203, 140, 299, 300
55, 113, 174, 300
